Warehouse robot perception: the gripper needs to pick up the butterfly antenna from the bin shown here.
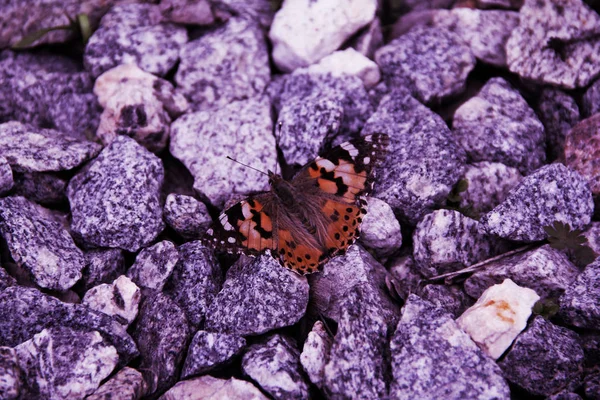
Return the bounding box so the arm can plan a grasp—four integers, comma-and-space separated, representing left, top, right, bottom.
226, 156, 268, 176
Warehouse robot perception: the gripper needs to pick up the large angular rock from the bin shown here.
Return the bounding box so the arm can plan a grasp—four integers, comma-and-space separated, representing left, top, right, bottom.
127, 241, 179, 291
480, 163, 594, 242
67, 136, 165, 252
163, 194, 212, 240
499, 316, 584, 395
390, 295, 510, 399
182, 331, 246, 379
84, 4, 188, 78
176, 18, 270, 111
87, 367, 147, 400
558, 258, 600, 329
159, 375, 268, 400
375, 26, 475, 104
0, 196, 85, 291
459, 162, 522, 214
363, 88, 466, 224
205, 255, 309, 336
537, 88, 580, 162
452, 77, 546, 175
15, 327, 118, 400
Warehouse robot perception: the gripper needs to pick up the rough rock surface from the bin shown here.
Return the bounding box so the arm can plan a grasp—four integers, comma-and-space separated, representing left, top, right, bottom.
418, 283, 471, 319
304, 48, 381, 88
363, 88, 466, 224
182, 331, 246, 379
269, 0, 376, 72
163, 194, 212, 239
0, 196, 85, 291
159, 375, 268, 400
359, 197, 403, 258
480, 163, 594, 242
127, 241, 179, 291
390, 295, 510, 399
499, 316, 584, 396
11, 171, 68, 206
87, 367, 147, 400
0, 156, 12, 195
82, 276, 141, 326
506, 0, 600, 89
452, 77, 546, 175
81, 249, 126, 292
558, 259, 600, 329
375, 25, 475, 104
583, 78, 600, 117
164, 241, 222, 327
68, 136, 165, 252
563, 114, 600, 197
0, 347, 21, 400
300, 321, 332, 389
170, 96, 275, 207
176, 18, 270, 111
159, 0, 214, 25
537, 88, 580, 161
84, 3, 188, 78
205, 255, 309, 336
242, 334, 309, 400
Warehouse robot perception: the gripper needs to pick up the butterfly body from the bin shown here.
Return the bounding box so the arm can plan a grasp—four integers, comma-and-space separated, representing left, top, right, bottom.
205, 133, 389, 275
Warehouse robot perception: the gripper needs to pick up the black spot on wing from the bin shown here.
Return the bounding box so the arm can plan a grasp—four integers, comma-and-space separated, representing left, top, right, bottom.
250, 209, 272, 239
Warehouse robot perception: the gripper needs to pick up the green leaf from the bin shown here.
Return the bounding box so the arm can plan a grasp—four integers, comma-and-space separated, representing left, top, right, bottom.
11, 25, 71, 49
544, 221, 597, 267
532, 298, 560, 319
77, 14, 92, 45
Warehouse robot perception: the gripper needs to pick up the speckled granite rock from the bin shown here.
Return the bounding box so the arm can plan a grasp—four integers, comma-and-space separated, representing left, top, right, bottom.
480, 163, 594, 242
0, 121, 101, 173
132, 292, 190, 395
506, 0, 600, 89
558, 258, 600, 329
67, 136, 165, 252
210, 0, 274, 29
323, 285, 389, 400
375, 25, 475, 105
84, 3, 188, 78
432, 8, 519, 67
583, 78, 600, 117
0, 157, 13, 195
205, 255, 309, 336
170, 96, 275, 208
300, 320, 332, 389
584, 222, 600, 255
94, 64, 189, 152
548, 391, 584, 400
159, 0, 214, 25
11, 171, 68, 205
390, 295, 510, 400
176, 18, 269, 111
163, 194, 212, 239
15, 327, 118, 400
499, 316, 584, 396
359, 197, 402, 259
584, 372, 600, 400
453, 77, 545, 175
0, 196, 85, 291
87, 367, 147, 400
81, 249, 126, 292
418, 283, 472, 319
242, 334, 309, 400
363, 88, 466, 225
304, 48, 381, 89
0, 347, 21, 400
0, 268, 16, 291
127, 241, 179, 292
464, 245, 579, 300
413, 209, 507, 278
0, 287, 138, 362
388, 255, 424, 301
159, 375, 268, 400
182, 330, 246, 379
164, 241, 222, 328
537, 88, 580, 162
0, 51, 101, 140
83, 276, 141, 326
269, 0, 376, 72
564, 114, 600, 197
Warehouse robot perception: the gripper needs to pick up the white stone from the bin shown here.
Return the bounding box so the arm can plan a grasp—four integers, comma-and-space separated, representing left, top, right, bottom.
457, 279, 540, 359
300, 321, 332, 388
159, 375, 268, 400
82, 275, 141, 326
305, 48, 381, 88
359, 197, 402, 258
269, 0, 377, 72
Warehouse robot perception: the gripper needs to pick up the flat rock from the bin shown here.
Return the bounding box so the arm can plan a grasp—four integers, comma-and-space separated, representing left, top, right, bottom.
67, 136, 165, 252
564, 114, 600, 197
0, 157, 13, 195
182, 330, 246, 379
359, 197, 403, 259
159, 0, 214, 25
0, 347, 21, 400
480, 163, 594, 242
15, 327, 118, 400
84, 3, 188, 78
0, 286, 138, 363
127, 241, 179, 291
537, 88, 580, 161
464, 245, 580, 300
269, 0, 376, 72
176, 18, 270, 111
163, 194, 212, 239
304, 48, 381, 89
375, 25, 475, 104
583, 78, 600, 117
558, 258, 600, 329
164, 241, 223, 328
87, 367, 147, 400
242, 334, 309, 400
506, 0, 600, 89
452, 77, 545, 175
457, 279, 540, 359
205, 255, 309, 336
0, 196, 85, 291
499, 316, 584, 395
390, 295, 510, 400
81, 248, 126, 292
170, 96, 275, 208
132, 292, 190, 395
159, 375, 268, 400
363, 88, 466, 224
82, 275, 141, 326
94, 64, 188, 152
300, 320, 332, 389
11, 171, 68, 206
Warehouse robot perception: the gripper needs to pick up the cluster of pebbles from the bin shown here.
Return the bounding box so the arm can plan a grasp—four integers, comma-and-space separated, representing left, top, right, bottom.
0, 0, 600, 399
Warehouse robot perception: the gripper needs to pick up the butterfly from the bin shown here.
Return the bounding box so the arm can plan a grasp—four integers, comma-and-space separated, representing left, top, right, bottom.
204, 133, 390, 275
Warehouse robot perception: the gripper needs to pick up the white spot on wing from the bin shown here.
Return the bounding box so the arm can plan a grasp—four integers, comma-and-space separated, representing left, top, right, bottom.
227, 237, 236, 244
363, 157, 370, 165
